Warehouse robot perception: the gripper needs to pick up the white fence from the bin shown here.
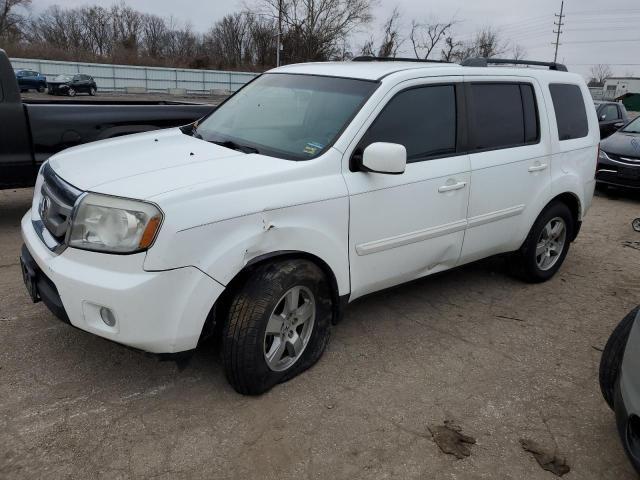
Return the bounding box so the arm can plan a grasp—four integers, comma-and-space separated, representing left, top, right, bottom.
10, 57, 258, 93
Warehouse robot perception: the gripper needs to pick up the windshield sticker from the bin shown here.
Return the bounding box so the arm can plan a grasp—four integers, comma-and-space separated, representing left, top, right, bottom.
303, 142, 324, 155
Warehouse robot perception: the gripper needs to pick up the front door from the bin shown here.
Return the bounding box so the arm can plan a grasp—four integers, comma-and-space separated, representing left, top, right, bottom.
343, 81, 471, 300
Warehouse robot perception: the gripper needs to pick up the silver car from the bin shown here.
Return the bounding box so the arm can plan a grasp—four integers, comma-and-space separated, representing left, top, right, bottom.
600, 306, 640, 473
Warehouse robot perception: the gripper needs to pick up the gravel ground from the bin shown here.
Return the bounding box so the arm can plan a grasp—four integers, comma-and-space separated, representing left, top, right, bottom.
1, 187, 639, 479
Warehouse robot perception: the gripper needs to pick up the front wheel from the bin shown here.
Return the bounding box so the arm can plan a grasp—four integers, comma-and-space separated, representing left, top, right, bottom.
222, 259, 332, 395
510, 201, 574, 282
89, 87, 96, 96
68, 88, 76, 97
38, 84, 46, 93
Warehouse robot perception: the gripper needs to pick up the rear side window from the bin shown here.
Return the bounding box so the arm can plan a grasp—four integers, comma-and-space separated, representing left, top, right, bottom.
468, 83, 539, 150
359, 85, 457, 162
549, 84, 588, 140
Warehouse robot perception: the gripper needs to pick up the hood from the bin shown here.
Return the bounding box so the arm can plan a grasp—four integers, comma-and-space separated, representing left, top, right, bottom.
601, 130, 640, 159
49, 128, 300, 199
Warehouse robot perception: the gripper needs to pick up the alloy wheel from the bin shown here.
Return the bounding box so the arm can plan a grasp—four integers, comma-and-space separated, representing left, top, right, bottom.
535, 216, 567, 271
263, 285, 316, 372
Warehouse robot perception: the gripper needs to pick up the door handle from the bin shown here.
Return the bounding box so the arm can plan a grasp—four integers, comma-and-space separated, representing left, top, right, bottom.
528, 163, 548, 173
438, 181, 467, 193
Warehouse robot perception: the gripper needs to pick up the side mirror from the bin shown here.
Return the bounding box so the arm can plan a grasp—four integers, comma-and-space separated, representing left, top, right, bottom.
360, 142, 406, 175
600, 114, 606, 121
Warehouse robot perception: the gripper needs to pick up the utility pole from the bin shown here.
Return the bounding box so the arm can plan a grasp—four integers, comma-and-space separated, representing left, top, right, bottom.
276, 0, 282, 67
552, 1, 565, 63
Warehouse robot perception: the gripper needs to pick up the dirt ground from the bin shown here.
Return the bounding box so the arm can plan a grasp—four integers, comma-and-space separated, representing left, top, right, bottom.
1, 187, 639, 479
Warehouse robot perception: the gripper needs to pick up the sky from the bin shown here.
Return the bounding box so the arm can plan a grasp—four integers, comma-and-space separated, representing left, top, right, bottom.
29, 0, 640, 79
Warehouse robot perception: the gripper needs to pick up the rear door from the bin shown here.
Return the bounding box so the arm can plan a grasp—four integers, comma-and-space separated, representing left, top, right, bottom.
459, 78, 551, 264
343, 78, 471, 299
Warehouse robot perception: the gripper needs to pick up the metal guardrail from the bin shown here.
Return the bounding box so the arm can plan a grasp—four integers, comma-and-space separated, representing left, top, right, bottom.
10, 57, 259, 93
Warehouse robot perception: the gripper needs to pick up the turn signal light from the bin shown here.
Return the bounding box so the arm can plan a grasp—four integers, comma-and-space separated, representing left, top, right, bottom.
139, 215, 162, 249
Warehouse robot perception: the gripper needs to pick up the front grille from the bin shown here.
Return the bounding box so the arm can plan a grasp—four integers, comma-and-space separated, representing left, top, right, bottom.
608, 152, 640, 163
35, 164, 83, 251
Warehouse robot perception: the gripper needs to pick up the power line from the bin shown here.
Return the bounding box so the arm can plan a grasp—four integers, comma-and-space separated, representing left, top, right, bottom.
553, 1, 565, 63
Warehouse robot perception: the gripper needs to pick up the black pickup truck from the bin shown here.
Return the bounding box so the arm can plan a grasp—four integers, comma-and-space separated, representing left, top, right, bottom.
1, 49, 216, 189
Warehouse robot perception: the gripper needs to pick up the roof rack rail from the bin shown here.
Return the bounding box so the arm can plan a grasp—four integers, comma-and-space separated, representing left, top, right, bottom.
352, 56, 451, 64
461, 57, 568, 72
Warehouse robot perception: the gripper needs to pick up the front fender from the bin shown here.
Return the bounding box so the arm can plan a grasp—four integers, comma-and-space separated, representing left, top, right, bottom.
144, 196, 351, 296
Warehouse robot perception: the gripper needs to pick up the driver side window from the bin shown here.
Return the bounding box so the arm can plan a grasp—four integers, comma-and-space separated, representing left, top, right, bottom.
601, 104, 620, 121
357, 84, 457, 163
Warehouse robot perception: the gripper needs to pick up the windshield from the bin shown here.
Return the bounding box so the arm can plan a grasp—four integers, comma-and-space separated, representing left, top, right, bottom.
623, 116, 640, 134
53, 75, 72, 82
193, 73, 378, 160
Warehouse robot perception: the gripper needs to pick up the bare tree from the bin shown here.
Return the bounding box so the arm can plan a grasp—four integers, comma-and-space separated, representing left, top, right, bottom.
246, 14, 277, 66
254, 0, 373, 63
80, 6, 113, 57
589, 64, 612, 86
511, 43, 527, 61
377, 7, 401, 58
468, 27, 505, 58
141, 14, 168, 59
410, 16, 455, 59
359, 37, 375, 56
0, 0, 30, 40
440, 36, 462, 62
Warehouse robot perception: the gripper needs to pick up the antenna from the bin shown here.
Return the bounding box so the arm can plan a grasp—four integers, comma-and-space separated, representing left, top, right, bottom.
552, 1, 565, 63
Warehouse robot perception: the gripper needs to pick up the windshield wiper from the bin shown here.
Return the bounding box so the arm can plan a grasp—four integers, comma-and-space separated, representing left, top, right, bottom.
211, 140, 259, 154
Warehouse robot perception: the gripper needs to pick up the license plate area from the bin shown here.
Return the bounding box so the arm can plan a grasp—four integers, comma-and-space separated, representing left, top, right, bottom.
20, 255, 40, 303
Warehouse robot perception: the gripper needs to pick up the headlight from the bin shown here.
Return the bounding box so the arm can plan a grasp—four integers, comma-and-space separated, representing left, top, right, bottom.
31, 163, 46, 219
598, 149, 611, 161
68, 193, 163, 253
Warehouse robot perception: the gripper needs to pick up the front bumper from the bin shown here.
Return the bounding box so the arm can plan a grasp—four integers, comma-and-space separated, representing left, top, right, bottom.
596, 155, 640, 189
21, 211, 224, 353
615, 316, 640, 473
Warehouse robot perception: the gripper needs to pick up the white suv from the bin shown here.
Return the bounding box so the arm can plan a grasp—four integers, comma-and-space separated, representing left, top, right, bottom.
20, 58, 599, 394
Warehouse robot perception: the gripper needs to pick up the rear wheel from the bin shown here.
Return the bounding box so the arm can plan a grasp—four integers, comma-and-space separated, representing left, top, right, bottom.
68, 88, 76, 97
600, 306, 639, 409
510, 201, 573, 282
222, 259, 332, 395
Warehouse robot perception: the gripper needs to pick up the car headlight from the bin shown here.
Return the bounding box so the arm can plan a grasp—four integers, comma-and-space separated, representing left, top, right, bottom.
31, 163, 46, 220
68, 193, 163, 254
598, 149, 611, 161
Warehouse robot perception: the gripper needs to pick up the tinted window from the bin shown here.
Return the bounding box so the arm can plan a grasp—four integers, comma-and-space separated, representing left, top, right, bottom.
359, 85, 457, 162
469, 83, 537, 150
521, 84, 539, 143
549, 84, 589, 140
600, 104, 619, 121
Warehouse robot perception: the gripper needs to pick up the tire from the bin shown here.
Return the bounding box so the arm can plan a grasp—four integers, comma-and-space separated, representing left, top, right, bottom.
38, 84, 45, 93
89, 87, 96, 96
68, 88, 76, 97
600, 306, 640, 409
222, 259, 332, 395
510, 201, 574, 283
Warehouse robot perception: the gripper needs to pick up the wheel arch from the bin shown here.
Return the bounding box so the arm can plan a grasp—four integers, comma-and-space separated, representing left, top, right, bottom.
198, 250, 348, 346
546, 191, 582, 241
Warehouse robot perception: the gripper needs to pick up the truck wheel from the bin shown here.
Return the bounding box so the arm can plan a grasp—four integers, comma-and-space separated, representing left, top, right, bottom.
68, 88, 76, 97
510, 201, 573, 283
222, 259, 332, 395
600, 306, 639, 409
